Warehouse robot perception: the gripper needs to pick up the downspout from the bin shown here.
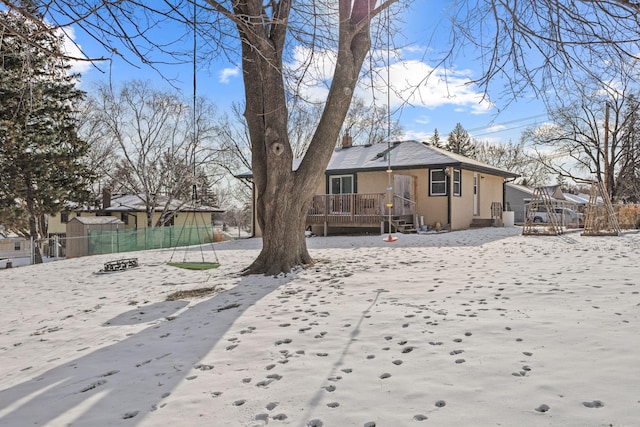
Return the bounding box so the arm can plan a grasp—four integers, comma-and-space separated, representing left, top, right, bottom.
250, 179, 257, 238
447, 166, 452, 227
504, 177, 517, 211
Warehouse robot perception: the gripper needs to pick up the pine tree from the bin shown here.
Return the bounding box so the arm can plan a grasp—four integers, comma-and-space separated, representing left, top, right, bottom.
430, 128, 443, 148
446, 122, 476, 157
0, 8, 93, 263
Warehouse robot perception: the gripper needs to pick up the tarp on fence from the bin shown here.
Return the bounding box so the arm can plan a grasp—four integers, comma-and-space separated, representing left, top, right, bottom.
87, 225, 213, 255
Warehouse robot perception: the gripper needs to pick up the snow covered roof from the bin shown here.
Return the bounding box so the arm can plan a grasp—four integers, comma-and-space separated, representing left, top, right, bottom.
505, 182, 534, 195
237, 140, 519, 178
563, 192, 600, 205
104, 194, 223, 213
326, 141, 519, 177
69, 216, 124, 225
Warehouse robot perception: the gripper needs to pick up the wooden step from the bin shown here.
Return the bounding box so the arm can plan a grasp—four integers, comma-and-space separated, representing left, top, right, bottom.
469, 218, 494, 228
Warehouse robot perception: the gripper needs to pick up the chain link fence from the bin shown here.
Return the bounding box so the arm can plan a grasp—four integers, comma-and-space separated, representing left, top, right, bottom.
1, 225, 219, 268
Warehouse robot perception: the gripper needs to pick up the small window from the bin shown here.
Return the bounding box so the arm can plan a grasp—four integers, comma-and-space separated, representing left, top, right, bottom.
121, 212, 129, 225
453, 169, 461, 196
61, 213, 69, 223
430, 169, 447, 196
14, 241, 21, 251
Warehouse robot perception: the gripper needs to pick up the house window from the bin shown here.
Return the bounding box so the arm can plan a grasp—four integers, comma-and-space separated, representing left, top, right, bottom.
61, 213, 69, 223
430, 169, 447, 196
453, 169, 461, 196
330, 175, 354, 194
121, 212, 129, 225
14, 241, 20, 251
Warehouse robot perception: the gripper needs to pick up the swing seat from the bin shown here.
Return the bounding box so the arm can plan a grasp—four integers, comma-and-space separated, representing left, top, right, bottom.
167, 261, 220, 270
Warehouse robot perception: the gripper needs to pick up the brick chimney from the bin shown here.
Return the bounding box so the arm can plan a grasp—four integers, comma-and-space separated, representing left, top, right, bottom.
102, 188, 111, 210
341, 131, 353, 148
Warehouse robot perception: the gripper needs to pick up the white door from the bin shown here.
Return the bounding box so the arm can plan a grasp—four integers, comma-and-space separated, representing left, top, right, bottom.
473, 173, 479, 216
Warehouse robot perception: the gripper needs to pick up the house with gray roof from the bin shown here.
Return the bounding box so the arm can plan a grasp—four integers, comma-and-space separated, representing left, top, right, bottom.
242, 139, 519, 236
308, 140, 518, 235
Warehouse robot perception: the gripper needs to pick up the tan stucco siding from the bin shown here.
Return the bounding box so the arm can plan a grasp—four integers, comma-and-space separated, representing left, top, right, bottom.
417, 169, 447, 228
449, 169, 475, 229
354, 171, 388, 194
478, 174, 504, 218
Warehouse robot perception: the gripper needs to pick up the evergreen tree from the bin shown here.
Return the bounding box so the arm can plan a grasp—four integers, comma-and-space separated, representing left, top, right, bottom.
0, 8, 93, 263
446, 122, 476, 157
430, 128, 443, 148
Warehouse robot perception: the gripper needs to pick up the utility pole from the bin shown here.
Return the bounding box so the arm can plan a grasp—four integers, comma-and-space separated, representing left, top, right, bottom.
603, 102, 610, 197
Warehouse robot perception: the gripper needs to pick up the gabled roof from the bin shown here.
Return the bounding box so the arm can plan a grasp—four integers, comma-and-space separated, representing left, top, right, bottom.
104, 194, 223, 213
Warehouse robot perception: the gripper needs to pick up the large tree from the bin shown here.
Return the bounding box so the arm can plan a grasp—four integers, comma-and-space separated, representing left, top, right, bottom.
0, 7, 93, 263
7, 0, 640, 273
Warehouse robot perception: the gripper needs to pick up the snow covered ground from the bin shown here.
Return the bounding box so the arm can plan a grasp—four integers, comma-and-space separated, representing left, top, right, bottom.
1, 227, 639, 426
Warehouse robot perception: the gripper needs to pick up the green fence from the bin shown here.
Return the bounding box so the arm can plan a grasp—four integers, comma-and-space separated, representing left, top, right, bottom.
87, 225, 214, 255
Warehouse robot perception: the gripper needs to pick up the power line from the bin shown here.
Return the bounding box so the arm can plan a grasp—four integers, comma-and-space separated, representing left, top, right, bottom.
467, 113, 549, 136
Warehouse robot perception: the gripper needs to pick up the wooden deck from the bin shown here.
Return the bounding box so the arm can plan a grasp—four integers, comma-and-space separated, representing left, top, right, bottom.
306, 193, 385, 227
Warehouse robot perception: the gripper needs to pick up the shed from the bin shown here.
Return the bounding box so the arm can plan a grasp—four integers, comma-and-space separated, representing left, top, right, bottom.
66, 216, 124, 259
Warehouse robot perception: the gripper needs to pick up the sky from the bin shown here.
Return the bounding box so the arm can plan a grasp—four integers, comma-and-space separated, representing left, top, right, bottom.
1, 227, 640, 426
62, 1, 550, 147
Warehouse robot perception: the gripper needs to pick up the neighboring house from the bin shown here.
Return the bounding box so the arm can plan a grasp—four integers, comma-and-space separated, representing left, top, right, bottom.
505, 183, 535, 224
505, 183, 587, 224
48, 208, 97, 236
241, 139, 519, 236
0, 234, 30, 265
101, 192, 224, 229
48, 192, 224, 235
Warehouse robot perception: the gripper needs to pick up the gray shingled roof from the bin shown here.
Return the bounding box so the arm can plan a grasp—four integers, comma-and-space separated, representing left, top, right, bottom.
327, 140, 518, 177
237, 140, 519, 178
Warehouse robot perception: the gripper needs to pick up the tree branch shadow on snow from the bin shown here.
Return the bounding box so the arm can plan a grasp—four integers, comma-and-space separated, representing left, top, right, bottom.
299, 288, 387, 424
0, 274, 291, 426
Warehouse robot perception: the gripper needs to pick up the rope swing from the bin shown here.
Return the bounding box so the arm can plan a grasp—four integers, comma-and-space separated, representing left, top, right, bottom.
167, 1, 220, 270
382, 5, 397, 243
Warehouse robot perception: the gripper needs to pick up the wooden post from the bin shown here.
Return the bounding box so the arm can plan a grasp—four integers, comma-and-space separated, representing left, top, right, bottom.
603, 102, 610, 197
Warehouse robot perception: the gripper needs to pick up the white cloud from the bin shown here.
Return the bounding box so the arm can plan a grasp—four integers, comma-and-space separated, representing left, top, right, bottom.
414, 115, 431, 125
400, 129, 432, 141
286, 48, 494, 113
58, 26, 91, 74
219, 67, 239, 84
485, 124, 506, 133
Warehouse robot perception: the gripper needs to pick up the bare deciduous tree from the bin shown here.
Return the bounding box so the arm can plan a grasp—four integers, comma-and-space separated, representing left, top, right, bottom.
523, 76, 640, 201
81, 80, 222, 226
453, 1, 640, 101
473, 139, 550, 187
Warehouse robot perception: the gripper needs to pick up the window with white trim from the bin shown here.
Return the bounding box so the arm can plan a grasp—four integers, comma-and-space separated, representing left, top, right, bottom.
453, 169, 461, 196
430, 169, 447, 196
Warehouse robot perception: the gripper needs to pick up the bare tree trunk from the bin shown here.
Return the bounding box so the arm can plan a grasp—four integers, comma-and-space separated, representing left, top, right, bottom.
233, 0, 380, 275
26, 202, 43, 264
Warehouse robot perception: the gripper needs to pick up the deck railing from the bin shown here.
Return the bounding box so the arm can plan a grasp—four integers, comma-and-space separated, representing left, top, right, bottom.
307, 193, 386, 226
393, 194, 416, 217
